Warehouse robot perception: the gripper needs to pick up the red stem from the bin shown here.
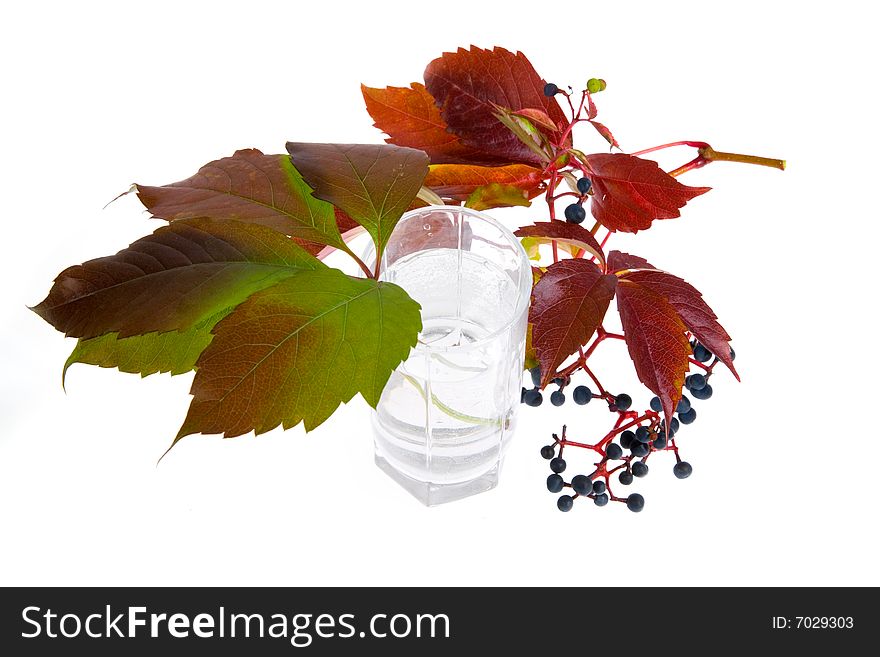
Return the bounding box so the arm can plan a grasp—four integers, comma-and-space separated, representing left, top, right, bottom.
630, 141, 709, 157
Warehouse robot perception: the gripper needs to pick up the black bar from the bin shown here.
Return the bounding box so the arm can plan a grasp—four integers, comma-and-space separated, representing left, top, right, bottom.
0, 587, 870, 654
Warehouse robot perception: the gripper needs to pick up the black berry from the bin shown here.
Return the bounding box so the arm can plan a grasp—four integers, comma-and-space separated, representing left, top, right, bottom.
635, 426, 652, 443
529, 366, 541, 387
691, 383, 713, 400
550, 457, 567, 474
543, 82, 559, 97
618, 470, 634, 486
673, 461, 693, 479
678, 408, 697, 425
614, 394, 632, 411
523, 389, 543, 407
564, 203, 586, 224
632, 461, 649, 478
729, 347, 736, 361
540, 445, 555, 460
594, 493, 609, 506
676, 395, 691, 414
626, 493, 645, 513
592, 480, 606, 495
606, 443, 623, 460
631, 442, 650, 458
619, 430, 635, 450
557, 494, 574, 512
546, 473, 564, 493
550, 390, 565, 406
572, 385, 592, 405
686, 373, 707, 391
653, 435, 667, 450
571, 474, 592, 496
693, 343, 712, 362
650, 396, 662, 412
576, 177, 592, 194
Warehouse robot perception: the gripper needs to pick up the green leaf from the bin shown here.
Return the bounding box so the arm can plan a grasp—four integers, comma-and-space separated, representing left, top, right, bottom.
465, 183, 532, 211
176, 269, 422, 439
136, 149, 351, 252
32, 218, 323, 340
63, 309, 232, 385
520, 237, 542, 261
286, 143, 429, 258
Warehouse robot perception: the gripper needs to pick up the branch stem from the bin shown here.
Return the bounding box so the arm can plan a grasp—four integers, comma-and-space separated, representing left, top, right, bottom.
698, 146, 786, 171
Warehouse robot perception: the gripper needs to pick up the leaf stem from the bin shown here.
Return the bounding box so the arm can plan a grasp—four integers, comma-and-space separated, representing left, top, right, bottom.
372, 255, 381, 280
348, 250, 374, 279
667, 156, 708, 178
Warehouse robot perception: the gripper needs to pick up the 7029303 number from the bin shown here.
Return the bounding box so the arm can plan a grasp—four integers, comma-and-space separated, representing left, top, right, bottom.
796, 617, 853, 629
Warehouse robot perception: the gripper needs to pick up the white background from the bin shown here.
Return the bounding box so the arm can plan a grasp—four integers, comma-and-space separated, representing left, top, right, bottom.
1, 1, 876, 586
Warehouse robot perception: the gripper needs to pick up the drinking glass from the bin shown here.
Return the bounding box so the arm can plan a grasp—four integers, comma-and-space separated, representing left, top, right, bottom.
371, 206, 531, 505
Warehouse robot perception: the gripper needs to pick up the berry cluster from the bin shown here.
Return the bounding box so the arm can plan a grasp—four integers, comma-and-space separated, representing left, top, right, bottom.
520, 75, 754, 514
528, 338, 734, 513
521, 366, 632, 411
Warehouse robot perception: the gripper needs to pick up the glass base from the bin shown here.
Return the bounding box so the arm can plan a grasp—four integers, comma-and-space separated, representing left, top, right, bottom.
374, 453, 501, 506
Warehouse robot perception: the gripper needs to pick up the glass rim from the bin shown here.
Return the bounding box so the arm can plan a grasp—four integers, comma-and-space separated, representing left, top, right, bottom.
376, 205, 532, 354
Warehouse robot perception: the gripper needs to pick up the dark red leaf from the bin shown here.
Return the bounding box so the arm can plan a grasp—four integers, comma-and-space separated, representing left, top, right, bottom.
619, 270, 738, 378
607, 250, 655, 273
515, 221, 606, 267
584, 153, 710, 232
424, 46, 569, 166
361, 83, 492, 164
136, 149, 349, 250
31, 219, 322, 340
616, 279, 690, 429
530, 259, 618, 388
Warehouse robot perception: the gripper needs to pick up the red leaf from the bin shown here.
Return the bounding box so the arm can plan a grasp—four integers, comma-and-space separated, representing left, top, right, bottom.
619, 269, 738, 378
361, 83, 493, 165
616, 279, 690, 429
586, 93, 598, 120
529, 259, 618, 388
424, 46, 569, 166
588, 120, 620, 148
584, 153, 710, 232
424, 163, 544, 200
515, 221, 606, 267
607, 250, 655, 273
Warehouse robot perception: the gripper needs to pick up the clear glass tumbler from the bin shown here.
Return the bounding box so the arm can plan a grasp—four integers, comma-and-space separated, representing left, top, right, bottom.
371, 206, 531, 505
